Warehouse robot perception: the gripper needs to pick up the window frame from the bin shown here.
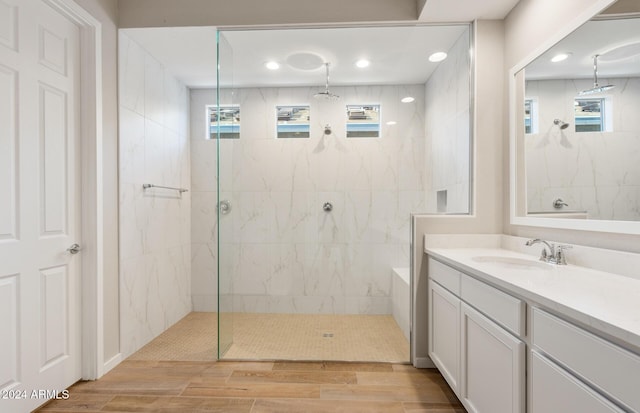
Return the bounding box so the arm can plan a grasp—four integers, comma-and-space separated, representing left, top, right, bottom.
276, 105, 311, 139
346, 103, 381, 138
207, 104, 240, 139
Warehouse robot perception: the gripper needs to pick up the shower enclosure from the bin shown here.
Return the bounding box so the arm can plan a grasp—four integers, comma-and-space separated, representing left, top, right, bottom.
208, 25, 472, 359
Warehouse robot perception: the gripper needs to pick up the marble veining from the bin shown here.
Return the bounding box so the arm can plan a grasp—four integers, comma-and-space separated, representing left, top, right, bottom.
424, 32, 471, 214
189, 33, 471, 316
525, 77, 640, 220
118, 32, 191, 358
190, 84, 426, 315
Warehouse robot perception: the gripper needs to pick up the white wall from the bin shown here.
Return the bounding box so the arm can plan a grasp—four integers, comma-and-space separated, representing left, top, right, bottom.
525, 77, 640, 220
118, 32, 192, 358
191, 85, 426, 315
425, 31, 471, 213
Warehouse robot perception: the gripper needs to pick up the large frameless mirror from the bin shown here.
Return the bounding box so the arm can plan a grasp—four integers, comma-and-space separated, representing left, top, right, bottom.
510, 0, 640, 234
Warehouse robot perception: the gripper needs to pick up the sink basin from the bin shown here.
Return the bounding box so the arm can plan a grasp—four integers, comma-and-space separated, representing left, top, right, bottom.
472, 256, 553, 271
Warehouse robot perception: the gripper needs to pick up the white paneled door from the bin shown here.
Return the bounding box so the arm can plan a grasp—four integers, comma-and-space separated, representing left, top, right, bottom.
0, 0, 82, 411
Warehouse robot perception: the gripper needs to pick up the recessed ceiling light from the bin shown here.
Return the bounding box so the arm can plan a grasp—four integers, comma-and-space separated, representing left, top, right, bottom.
429, 52, 447, 62
265, 61, 280, 70
401, 96, 415, 103
356, 59, 370, 68
550, 53, 571, 63
386, 121, 397, 125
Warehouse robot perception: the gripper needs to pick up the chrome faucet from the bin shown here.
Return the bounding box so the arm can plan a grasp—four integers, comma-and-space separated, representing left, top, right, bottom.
525, 239, 555, 261
525, 239, 572, 265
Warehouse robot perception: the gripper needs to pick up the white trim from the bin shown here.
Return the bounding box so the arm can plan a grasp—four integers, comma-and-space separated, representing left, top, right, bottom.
44, 0, 105, 380
103, 353, 123, 375
507, 0, 640, 235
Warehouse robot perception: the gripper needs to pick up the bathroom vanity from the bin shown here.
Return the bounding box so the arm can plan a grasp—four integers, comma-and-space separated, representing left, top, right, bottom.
425, 240, 640, 413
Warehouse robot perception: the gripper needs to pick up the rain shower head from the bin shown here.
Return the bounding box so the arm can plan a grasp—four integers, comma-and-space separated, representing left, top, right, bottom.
314, 63, 340, 100
579, 55, 615, 96
554, 119, 569, 130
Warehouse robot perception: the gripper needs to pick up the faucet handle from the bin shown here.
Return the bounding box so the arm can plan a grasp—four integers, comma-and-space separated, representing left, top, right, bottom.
555, 244, 572, 265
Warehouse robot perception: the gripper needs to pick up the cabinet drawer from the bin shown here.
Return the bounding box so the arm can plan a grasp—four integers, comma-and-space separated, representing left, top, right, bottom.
461, 274, 524, 337
532, 308, 640, 412
428, 257, 460, 295
531, 351, 624, 413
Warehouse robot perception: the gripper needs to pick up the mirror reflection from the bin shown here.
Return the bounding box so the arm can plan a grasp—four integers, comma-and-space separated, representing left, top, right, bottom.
520, 4, 640, 221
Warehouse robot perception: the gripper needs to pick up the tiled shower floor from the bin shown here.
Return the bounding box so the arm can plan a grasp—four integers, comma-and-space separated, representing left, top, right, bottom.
129, 312, 410, 363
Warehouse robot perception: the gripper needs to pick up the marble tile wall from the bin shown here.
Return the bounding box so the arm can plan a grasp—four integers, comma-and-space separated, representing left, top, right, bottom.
525, 77, 640, 220
190, 89, 218, 311
118, 32, 192, 358
190, 85, 426, 314
424, 31, 471, 214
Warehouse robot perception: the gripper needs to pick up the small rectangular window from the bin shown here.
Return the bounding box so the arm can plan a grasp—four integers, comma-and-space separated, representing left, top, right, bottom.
276, 105, 310, 138
208, 105, 240, 139
574, 98, 605, 132
524, 98, 538, 134
346, 104, 380, 138
524, 100, 532, 134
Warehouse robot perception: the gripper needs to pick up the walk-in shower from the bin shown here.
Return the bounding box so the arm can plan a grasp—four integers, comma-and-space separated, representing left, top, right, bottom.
203, 24, 473, 361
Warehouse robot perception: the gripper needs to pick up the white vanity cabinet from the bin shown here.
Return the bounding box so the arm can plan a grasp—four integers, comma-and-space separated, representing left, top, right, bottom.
531, 308, 640, 412
530, 351, 624, 413
461, 303, 525, 413
427, 257, 525, 413
426, 251, 640, 413
428, 279, 460, 392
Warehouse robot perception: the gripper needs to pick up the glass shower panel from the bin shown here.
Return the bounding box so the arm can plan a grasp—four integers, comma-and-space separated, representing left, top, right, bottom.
216, 30, 235, 358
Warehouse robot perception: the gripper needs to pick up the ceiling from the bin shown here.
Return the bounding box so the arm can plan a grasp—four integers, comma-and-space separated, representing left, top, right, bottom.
123, 0, 522, 89
524, 17, 640, 80
126, 25, 469, 89
418, 0, 520, 22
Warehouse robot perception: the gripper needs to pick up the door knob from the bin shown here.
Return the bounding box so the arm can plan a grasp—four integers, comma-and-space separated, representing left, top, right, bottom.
67, 243, 82, 254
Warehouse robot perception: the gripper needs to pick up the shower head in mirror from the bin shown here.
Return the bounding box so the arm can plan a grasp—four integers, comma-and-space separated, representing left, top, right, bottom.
579, 55, 615, 95
554, 119, 570, 129
314, 63, 340, 100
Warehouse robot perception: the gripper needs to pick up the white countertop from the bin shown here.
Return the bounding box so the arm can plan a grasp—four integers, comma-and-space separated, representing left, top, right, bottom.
425, 246, 640, 353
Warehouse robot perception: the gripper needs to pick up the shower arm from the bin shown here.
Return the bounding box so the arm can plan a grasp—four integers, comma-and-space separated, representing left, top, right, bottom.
592, 55, 600, 88
324, 63, 330, 93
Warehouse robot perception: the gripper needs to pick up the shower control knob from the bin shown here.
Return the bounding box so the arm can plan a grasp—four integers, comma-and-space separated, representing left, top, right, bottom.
323, 202, 333, 212
219, 200, 232, 215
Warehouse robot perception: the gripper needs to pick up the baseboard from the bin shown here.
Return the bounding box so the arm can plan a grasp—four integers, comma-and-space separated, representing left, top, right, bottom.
102, 353, 123, 377
413, 356, 436, 369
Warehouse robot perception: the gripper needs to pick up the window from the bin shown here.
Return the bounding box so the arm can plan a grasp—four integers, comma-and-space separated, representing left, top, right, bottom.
574, 98, 606, 132
276, 106, 310, 138
524, 98, 538, 134
208, 105, 240, 139
346, 104, 380, 138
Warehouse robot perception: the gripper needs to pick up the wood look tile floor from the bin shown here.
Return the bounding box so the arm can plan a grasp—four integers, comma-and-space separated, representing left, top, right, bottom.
36, 361, 466, 412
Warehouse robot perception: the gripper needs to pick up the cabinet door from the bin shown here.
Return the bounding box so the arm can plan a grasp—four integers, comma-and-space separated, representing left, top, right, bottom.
428, 280, 460, 393
461, 303, 525, 413
531, 351, 624, 413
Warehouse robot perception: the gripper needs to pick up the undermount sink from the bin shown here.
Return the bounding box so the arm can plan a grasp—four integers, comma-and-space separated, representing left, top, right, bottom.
471, 255, 553, 271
